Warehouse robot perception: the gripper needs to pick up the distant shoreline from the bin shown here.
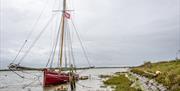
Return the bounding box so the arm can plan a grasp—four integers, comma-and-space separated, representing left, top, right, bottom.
0, 66, 132, 71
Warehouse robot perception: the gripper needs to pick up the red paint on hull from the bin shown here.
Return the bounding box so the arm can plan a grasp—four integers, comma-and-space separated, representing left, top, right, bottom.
43, 69, 79, 86
44, 69, 69, 86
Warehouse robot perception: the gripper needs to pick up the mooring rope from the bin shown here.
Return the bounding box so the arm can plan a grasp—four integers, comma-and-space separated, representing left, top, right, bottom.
0, 71, 42, 89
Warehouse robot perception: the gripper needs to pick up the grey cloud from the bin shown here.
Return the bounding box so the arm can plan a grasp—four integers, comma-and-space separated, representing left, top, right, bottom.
0, 0, 180, 69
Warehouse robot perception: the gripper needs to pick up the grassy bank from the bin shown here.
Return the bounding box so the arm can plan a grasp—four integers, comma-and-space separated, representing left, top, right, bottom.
131, 59, 180, 91
103, 74, 140, 91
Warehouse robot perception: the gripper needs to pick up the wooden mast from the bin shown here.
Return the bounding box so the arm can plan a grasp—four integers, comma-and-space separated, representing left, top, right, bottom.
59, 0, 66, 70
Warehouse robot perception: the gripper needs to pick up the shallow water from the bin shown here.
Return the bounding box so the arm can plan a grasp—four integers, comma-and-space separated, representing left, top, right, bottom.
0, 68, 128, 91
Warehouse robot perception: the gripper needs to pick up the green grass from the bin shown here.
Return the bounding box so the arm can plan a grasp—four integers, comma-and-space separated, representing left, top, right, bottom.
131, 59, 180, 91
103, 74, 141, 91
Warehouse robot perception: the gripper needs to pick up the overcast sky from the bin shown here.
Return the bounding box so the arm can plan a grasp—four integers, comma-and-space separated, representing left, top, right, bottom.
0, 0, 180, 69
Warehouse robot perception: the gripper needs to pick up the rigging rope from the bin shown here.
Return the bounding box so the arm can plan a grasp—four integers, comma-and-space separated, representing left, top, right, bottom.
64, 24, 68, 68
25, 0, 49, 40
46, 20, 60, 67
9, 68, 25, 78
5, 69, 42, 89
18, 16, 54, 64
11, 0, 49, 64
67, 22, 76, 69
70, 19, 92, 67
48, 15, 63, 68
45, 0, 59, 67
11, 40, 27, 63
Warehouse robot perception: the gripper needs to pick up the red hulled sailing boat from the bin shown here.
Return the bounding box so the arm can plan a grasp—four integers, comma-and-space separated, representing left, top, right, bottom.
43, 0, 79, 86
8, 0, 86, 87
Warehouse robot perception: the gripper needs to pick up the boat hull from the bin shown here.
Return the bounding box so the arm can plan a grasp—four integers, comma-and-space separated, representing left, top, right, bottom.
44, 69, 69, 86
